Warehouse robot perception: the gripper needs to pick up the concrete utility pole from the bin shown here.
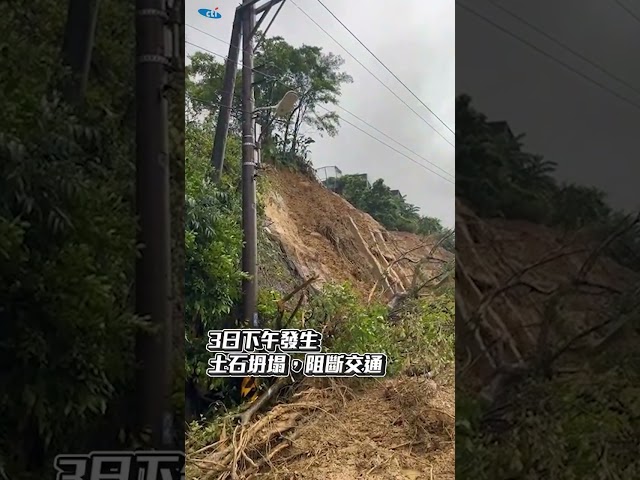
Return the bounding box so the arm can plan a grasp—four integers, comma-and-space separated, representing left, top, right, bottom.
211, 0, 288, 326
211, 0, 297, 325
211, 12, 242, 183
210, 0, 295, 405
241, 2, 259, 326
135, 0, 172, 447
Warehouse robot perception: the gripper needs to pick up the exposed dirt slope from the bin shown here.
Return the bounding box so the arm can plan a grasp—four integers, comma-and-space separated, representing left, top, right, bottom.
262, 166, 452, 301
456, 198, 639, 389
187, 168, 455, 480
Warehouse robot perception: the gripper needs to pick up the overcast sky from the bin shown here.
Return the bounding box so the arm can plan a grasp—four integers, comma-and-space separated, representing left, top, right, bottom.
456, 0, 640, 213
186, 0, 455, 227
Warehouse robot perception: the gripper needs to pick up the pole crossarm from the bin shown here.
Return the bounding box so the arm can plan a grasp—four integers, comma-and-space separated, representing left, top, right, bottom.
256, 0, 285, 15
254, 0, 287, 51
238, 0, 285, 14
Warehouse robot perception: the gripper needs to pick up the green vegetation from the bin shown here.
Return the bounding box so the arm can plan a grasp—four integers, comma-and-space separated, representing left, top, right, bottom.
185, 112, 243, 395
456, 95, 640, 479
456, 93, 638, 269
0, 1, 184, 477
331, 174, 454, 251
185, 37, 454, 433
259, 283, 454, 376
188, 35, 352, 168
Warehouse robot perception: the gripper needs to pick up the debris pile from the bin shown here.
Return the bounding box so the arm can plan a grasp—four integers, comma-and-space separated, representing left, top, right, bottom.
263, 166, 452, 302
456, 198, 639, 389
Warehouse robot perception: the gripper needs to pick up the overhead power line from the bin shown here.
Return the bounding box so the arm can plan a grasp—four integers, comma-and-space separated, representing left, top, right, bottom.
318, 105, 455, 184
189, 91, 454, 185
187, 93, 242, 113
484, 0, 640, 97
185, 40, 231, 62
186, 25, 229, 46
332, 105, 454, 180
314, 0, 456, 137
184, 40, 454, 185
613, 0, 640, 24
456, 1, 640, 112
288, 0, 455, 149
185, 33, 454, 180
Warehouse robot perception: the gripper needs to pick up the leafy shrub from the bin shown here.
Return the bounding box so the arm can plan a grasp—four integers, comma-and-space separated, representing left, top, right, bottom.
185, 119, 244, 388
296, 283, 454, 376
0, 51, 139, 480
395, 295, 455, 373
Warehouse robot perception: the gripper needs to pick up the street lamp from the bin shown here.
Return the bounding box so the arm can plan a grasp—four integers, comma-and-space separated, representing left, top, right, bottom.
274, 90, 299, 117
253, 90, 299, 116
254, 90, 299, 146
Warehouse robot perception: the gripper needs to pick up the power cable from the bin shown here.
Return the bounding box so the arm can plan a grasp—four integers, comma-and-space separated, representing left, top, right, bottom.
456, 1, 640, 112
331, 105, 454, 180
288, 0, 455, 148
316, 105, 455, 184
185, 33, 455, 179
612, 0, 640, 24
484, 0, 640, 97
186, 26, 229, 46
187, 94, 242, 113
188, 91, 454, 185
185, 40, 275, 78
314, 0, 456, 136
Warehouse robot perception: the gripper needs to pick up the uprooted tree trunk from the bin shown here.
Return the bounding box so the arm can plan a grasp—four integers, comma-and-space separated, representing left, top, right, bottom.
275, 276, 317, 329
387, 264, 454, 312
347, 216, 397, 295
239, 277, 318, 424
385, 229, 457, 310
370, 230, 408, 291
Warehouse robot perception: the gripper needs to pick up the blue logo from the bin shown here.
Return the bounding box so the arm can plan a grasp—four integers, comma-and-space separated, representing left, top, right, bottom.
198, 7, 221, 19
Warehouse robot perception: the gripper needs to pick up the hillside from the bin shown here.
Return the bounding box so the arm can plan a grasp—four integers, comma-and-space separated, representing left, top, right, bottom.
187, 166, 455, 480
262, 166, 453, 302
456, 198, 639, 388
454, 94, 640, 477
456, 197, 640, 477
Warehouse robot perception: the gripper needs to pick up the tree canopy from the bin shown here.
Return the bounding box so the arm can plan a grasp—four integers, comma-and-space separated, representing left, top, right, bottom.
456, 94, 639, 270
186, 36, 352, 165
332, 174, 454, 250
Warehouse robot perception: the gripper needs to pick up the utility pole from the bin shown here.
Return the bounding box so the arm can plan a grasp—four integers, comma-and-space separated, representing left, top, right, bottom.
211, 11, 242, 183
210, 0, 288, 326
135, 0, 172, 447
241, 2, 259, 326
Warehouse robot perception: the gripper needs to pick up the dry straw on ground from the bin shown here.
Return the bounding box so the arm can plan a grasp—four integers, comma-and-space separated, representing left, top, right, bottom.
187, 375, 454, 480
